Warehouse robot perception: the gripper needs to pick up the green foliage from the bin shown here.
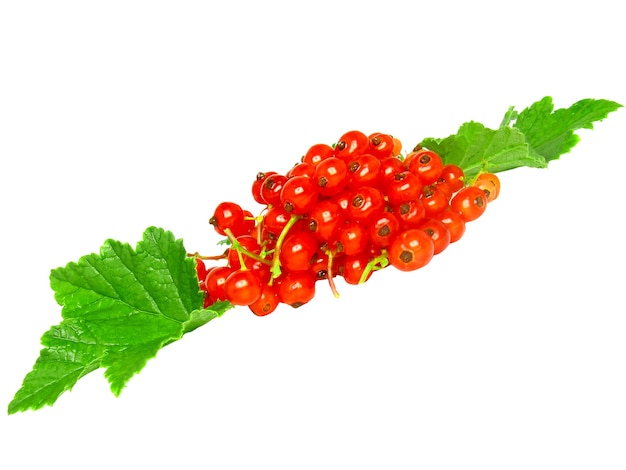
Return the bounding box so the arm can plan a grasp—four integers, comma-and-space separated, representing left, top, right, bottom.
512, 97, 622, 163
421, 97, 622, 181
8, 227, 232, 414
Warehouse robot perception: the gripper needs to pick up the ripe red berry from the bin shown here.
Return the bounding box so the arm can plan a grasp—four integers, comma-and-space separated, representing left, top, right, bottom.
421, 185, 450, 217
277, 271, 316, 308
368, 132, 395, 159
388, 229, 435, 272
378, 156, 405, 186
336, 219, 368, 256
474, 172, 501, 202
385, 171, 423, 207
368, 211, 401, 248
346, 186, 386, 223
407, 150, 444, 185
260, 174, 288, 206
262, 205, 291, 240
308, 199, 346, 242
314, 157, 349, 197
302, 143, 335, 166
394, 199, 426, 229
450, 186, 488, 222
280, 175, 319, 214
439, 164, 465, 192
347, 153, 381, 189
279, 230, 320, 272
210, 202, 246, 236
248, 284, 279, 316
418, 218, 451, 255
286, 162, 316, 179
435, 209, 466, 243
224, 269, 263, 306
195, 257, 208, 281
205, 266, 235, 301
252, 171, 277, 205
340, 253, 372, 285
335, 130, 369, 161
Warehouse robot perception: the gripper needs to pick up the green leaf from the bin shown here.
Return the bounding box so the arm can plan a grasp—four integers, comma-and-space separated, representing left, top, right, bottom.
421, 121, 546, 181
511, 96, 623, 163
8, 227, 232, 414
420, 97, 622, 180
183, 300, 232, 334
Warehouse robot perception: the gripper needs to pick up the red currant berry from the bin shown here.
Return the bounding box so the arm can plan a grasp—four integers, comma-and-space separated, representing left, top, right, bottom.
439, 164, 465, 193
277, 271, 316, 308
388, 229, 435, 272
421, 185, 450, 217
260, 174, 288, 206
248, 283, 279, 316
279, 230, 320, 272
393, 199, 426, 229
474, 172, 501, 202
334, 130, 369, 161
309, 251, 339, 281
346, 186, 386, 223
336, 220, 368, 256
435, 209, 466, 243
205, 266, 234, 301
224, 269, 263, 306
308, 199, 346, 242
340, 253, 372, 285
368, 211, 401, 248
407, 150, 444, 185
331, 189, 351, 212
302, 143, 335, 166
252, 171, 277, 205
378, 156, 405, 186
368, 132, 395, 159
418, 218, 451, 255
280, 175, 319, 214
262, 205, 291, 240
210, 202, 246, 236
385, 171, 423, 206
391, 137, 402, 156
347, 153, 381, 189
286, 162, 316, 179
195, 257, 208, 281
315, 157, 349, 197
450, 186, 487, 222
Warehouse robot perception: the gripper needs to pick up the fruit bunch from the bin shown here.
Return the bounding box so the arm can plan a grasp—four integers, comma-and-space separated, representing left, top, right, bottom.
197, 130, 500, 315
10, 97, 619, 414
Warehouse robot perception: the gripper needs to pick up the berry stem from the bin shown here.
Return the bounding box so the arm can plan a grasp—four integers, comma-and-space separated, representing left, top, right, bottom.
359, 251, 389, 285
325, 249, 340, 298
270, 214, 301, 279
223, 228, 248, 269
223, 228, 273, 267
187, 250, 228, 261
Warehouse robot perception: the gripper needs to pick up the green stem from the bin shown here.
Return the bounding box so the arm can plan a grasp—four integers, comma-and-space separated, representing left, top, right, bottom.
223, 228, 272, 268
270, 214, 301, 279
359, 251, 389, 284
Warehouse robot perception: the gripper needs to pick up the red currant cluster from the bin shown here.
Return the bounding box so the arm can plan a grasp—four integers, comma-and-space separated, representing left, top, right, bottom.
195, 130, 500, 316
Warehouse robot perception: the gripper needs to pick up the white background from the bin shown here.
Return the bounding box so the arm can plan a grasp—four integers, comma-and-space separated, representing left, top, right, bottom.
1, 1, 625, 469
